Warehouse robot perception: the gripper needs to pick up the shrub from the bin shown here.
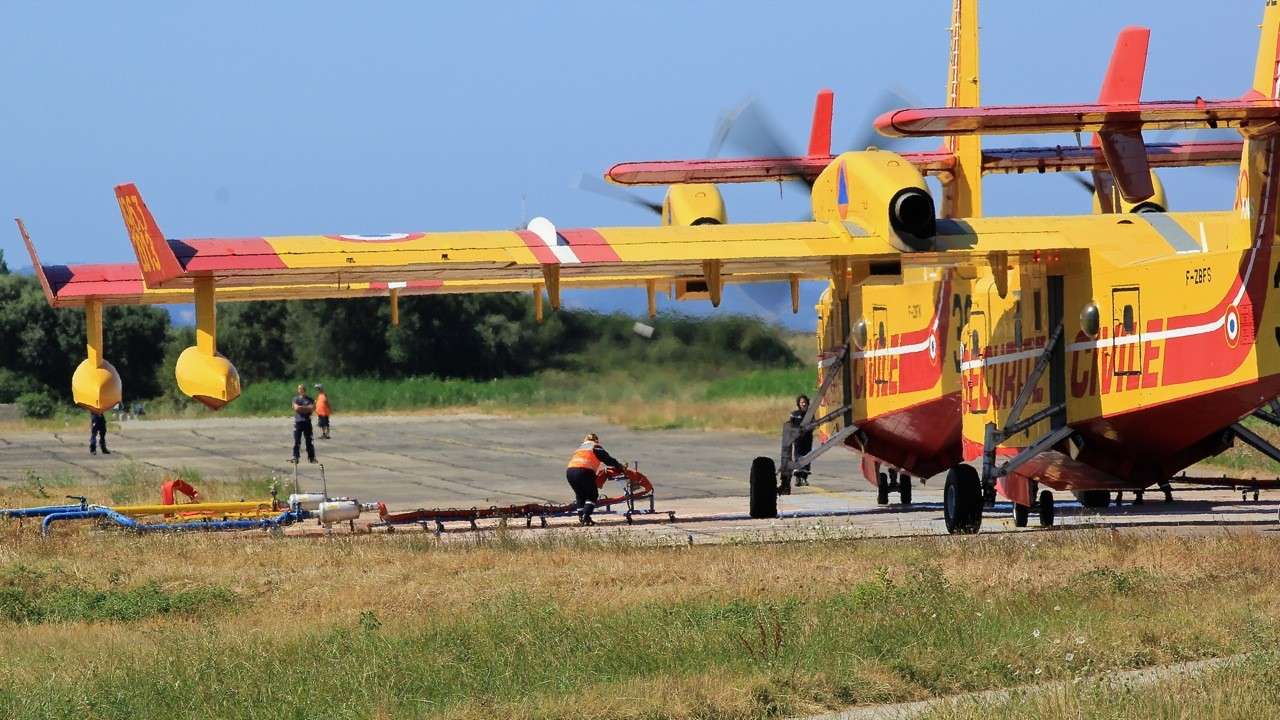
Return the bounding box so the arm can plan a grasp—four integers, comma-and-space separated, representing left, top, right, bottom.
16, 390, 57, 419
0, 369, 39, 403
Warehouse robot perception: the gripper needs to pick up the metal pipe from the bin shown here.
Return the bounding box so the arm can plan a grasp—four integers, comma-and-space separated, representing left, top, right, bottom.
39, 506, 309, 536
2, 503, 88, 519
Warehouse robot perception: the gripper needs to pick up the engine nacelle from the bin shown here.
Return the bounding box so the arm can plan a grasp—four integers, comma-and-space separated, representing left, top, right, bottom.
1093, 170, 1167, 214
663, 183, 726, 226
72, 358, 122, 414
811, 150, 936, 252
175, 346, 240, 410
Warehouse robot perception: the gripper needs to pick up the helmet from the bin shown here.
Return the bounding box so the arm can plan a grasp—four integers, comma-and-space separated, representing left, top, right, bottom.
314, 383, 324, 390
583, 433, 599, 443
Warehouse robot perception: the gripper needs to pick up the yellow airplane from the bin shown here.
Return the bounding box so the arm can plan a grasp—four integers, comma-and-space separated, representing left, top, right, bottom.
29, 2, 1280, 537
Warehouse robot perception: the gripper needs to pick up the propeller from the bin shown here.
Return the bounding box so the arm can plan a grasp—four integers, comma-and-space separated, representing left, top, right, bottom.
573, 173, 662, 216
708, 88, 918, 190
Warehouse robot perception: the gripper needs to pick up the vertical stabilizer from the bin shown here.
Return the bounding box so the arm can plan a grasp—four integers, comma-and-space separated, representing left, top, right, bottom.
1252, 0, 1280, 99
942, 0, 982, 218
1234, 1, 1280, 241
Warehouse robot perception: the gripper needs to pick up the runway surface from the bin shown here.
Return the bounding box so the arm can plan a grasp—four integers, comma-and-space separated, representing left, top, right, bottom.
3, 413, 1278, 540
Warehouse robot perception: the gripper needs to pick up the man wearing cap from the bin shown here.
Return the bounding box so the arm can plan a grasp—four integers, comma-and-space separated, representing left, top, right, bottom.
565, 432, 624, 526
291, 384, 317, 464
314, 384, 332, 440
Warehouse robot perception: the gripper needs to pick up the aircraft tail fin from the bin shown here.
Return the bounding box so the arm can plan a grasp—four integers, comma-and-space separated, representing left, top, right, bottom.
941, 0, 982, 217
1251, 0, 1280, 99
114, 183, 185, 288
1232, 3, 1280, 236
15, 219, 56, 305
807, 89, 834, 158
1097, 26, 1150, 106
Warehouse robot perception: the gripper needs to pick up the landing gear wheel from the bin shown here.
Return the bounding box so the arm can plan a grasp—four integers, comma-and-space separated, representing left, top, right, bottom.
1038, 490, 1055, 527
1073, 490, 1111, 509
943, 465, 982, 534
899, 475, 913, 505
877, 473, 890, 505
1013, 502, 1029, 528
749, 457, 778, 519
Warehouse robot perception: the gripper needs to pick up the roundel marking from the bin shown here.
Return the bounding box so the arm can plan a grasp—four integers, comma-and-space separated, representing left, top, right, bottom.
928, 333, 938, 362
1225, 306, 1241, 347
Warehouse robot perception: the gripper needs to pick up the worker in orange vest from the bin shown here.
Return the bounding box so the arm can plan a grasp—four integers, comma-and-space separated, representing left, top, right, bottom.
314, 383, 332, 439
565, 432, 624, 526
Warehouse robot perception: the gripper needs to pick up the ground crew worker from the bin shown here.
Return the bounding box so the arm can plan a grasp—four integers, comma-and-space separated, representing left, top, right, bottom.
787, 394, 813, 486
291, 384, 317, 464
314, 383, 332, 440
565, 432, 624, 526
89, 411, 109, 455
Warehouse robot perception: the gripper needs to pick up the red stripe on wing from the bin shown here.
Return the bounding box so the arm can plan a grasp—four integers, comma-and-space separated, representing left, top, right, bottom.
179, 238, 289, 272
516, 230, 560, 265
559, 229, 620, 263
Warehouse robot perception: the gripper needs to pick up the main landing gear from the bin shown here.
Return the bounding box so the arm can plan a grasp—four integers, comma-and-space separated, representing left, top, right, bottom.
1012, 488, 1055, 528
876, 466, 913, 506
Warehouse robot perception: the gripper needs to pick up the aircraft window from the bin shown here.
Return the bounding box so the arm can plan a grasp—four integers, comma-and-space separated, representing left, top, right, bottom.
970, 330, 980, 356
878, 321, 886, 346
1080, 302, 1100, 338
1033, 291, 1042, 332
1122, 305, 1135, 334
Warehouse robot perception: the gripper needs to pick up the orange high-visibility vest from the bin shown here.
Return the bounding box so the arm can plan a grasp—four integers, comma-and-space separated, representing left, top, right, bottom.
316, 393, 330, 416
567, 442, 602, 471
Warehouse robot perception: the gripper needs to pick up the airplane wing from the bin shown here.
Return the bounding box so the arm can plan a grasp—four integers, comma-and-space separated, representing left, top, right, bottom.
17, 219, 572, 307
115, 183, 900, 293
116, 182, 1232, 303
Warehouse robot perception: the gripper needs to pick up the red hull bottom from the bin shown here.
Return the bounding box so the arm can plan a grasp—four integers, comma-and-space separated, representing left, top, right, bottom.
850, 392, 963, 486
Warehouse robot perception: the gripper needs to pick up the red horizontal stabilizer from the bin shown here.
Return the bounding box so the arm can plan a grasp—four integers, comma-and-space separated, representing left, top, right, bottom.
875, 99, 1280, 138
604, 141, 1240, 187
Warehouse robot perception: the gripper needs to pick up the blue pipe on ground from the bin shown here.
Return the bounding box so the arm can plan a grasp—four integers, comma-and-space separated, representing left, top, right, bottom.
39, 507, 310, 536
2, 503, 87, 519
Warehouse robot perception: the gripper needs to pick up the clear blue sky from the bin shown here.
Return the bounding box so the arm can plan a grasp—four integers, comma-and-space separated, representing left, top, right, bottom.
0, 1, 1261, 328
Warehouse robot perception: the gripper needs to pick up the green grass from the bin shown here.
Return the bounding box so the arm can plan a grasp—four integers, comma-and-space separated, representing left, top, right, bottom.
0, 565, 236, 624
919, 653, 1280, 719
2, 533, 1280, 719
703, 368, 813, 401
210, 368, 813, 418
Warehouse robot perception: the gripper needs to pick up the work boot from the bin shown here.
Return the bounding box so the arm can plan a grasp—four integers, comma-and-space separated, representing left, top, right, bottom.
102, 447, 110, 455
308, 457, 317, 464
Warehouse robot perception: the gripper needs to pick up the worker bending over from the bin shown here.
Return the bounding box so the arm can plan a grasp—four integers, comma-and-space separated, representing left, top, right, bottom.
565, 432, 624, 526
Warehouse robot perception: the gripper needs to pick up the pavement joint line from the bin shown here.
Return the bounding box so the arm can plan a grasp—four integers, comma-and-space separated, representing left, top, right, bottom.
796, 653, 1254, 720
315, 448, 560, 503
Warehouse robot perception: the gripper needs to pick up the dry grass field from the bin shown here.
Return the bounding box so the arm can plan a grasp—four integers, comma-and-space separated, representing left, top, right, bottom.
3, 518, 1280, 719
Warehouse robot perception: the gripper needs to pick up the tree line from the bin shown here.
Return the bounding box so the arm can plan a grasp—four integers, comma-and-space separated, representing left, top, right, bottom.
0, 249, 799, 414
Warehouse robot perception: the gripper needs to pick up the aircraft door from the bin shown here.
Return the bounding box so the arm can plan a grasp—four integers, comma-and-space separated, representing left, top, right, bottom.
1111, 287, 1142, 381
871, 305, 890, 392
965, 308, 990, 414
